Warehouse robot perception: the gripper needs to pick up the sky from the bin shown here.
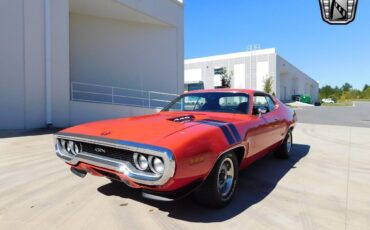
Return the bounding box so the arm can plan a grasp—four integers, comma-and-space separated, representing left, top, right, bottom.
184, 0, 370, 90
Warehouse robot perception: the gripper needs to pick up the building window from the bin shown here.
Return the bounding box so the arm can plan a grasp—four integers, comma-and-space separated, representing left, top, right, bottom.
214, 67, 224, 75
187, 82, 204, 91
214, 67, 224, 88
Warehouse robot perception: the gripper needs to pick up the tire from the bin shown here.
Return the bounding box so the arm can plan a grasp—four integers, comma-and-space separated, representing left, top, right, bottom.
194, 152, 238, 208
274, 129, 293, 159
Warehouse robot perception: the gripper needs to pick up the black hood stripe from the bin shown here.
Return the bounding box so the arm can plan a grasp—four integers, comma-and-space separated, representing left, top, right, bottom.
198, 119, 242, 142
197, 120, 240, 145
227, 123, 242, 142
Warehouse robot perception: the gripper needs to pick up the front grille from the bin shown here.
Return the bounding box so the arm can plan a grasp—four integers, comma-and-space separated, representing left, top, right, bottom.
79, 142, 135, 165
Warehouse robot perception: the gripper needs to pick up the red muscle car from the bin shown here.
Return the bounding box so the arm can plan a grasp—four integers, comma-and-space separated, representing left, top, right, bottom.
54, 89, 296, 208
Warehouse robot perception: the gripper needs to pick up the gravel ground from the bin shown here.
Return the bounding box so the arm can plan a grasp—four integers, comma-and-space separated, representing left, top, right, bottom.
0, 123, 369, 230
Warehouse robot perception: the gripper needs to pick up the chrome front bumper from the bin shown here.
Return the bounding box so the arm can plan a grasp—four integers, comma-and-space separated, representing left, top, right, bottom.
54, 133, 175, 186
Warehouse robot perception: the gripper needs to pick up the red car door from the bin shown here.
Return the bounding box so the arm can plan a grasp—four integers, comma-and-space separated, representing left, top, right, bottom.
264, 95, 285, 144
249, 94, 279, 155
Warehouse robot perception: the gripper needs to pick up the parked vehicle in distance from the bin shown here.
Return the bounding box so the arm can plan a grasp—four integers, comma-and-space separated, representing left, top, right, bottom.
321, 98, 335, 104
292, 94, 301, 102
54, 89, 297, 208
299, 95, 312, 104
292, 94, 312, 104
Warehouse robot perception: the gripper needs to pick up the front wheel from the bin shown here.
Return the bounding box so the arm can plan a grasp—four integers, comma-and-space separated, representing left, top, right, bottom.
194, 152, 238, 208
274, 129, 293, 159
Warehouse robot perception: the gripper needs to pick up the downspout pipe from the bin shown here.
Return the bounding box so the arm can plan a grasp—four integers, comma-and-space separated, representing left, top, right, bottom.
44, 0, 52, 126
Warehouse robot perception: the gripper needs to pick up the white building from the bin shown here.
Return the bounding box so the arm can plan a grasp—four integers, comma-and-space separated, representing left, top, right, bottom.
185, 48, 319, 103
0, 0, 184, 129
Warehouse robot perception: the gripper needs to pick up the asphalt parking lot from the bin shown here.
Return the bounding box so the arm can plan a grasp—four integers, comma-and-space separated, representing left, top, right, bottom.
1, 107, 370, 229
295, 101, 370, 128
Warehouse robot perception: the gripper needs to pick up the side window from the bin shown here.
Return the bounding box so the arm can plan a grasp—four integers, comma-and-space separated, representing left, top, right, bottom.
219, 96, 249, 114
253, 96, 268, 107
253, 96, 268, 115
265, 96, 275, 112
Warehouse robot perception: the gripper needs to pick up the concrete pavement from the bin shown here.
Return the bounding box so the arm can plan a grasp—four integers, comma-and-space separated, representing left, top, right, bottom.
0, 123, 369, 230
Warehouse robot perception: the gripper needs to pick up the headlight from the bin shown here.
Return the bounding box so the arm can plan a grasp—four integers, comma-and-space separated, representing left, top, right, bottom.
67, 141, 73, 154
134, 153, 165, 174
60, 139, 66, 150
134, 153, 149, 171
152, 157, 164, 174
58, 139, 81, 156
73, 142, 81, 154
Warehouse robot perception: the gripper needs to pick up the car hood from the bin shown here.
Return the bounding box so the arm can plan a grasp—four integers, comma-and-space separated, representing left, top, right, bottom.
61, 112, 250, 146
61, 113, 199, 144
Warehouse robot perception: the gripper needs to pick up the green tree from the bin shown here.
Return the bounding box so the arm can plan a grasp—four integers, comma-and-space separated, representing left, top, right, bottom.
341, 89, 362, 101
319, 85, 344, 101
363, 87, 370, 99
341, 82, 352, 92
332, 86, 342, 101
319, 85, 334, 99
263, 76, 273, 94
319, 83, 370, 101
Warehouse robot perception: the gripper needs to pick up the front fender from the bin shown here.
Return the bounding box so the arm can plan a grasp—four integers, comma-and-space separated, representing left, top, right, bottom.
156, 123, 244, 191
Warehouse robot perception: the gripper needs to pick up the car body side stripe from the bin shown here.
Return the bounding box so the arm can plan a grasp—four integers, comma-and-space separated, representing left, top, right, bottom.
218, 125, 235, 145
227, 123, 242, 142
197, 120, 235, 145
199, 119, 242, 143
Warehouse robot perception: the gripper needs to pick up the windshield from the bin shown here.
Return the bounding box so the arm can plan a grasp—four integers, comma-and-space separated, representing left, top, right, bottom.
162, 92, 249, 114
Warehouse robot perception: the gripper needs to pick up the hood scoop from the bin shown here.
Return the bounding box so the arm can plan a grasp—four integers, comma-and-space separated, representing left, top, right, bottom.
168, 115, 195, 123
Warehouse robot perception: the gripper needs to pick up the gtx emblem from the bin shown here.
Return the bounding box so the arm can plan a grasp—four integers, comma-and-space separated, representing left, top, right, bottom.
94, 148, 106, 153
319, 0, 358, 25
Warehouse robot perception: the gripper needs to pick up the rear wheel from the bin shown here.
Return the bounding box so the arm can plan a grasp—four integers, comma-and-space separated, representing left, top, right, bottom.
194, 152, 238, 208
274, 130, 293, 159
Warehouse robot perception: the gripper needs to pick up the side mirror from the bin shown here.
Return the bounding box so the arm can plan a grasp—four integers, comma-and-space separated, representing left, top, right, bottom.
258, 107, 267, 117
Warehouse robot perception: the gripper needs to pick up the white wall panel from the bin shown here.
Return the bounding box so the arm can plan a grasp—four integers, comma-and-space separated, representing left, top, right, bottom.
70, 101, 156, 125
256, 62, 269, 91
70, 14, 179, 94
233, 64, 245, 89
185, 68, 202, 83
0, 0, 25, 129
0, 0, 183, 129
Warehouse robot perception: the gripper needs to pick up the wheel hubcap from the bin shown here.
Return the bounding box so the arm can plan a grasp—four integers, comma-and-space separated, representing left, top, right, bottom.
287, 132, 292, 153
217, 158, 234, 197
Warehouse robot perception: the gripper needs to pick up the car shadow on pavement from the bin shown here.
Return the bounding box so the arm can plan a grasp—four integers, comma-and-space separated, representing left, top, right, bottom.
98, 143, 310, 223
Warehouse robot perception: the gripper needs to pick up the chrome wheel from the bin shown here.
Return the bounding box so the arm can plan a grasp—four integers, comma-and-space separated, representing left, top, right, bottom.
194, 152, 238, 208
217, 158, 234, 198
287, 132, 292, 153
